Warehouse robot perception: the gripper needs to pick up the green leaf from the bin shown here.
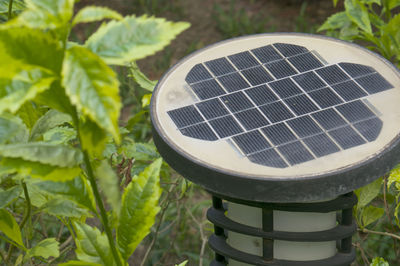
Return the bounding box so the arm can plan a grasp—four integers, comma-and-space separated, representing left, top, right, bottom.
141, 93, 152, 108
360, 0, 381, 5
0, 113, 28, 144
387, 0, 400, 9
0, 142, 82, 167
73, 6, 122, 25
41, 198, 91, 218
26, 238, 59, 259
34, 175, 96, 213
362, 205, 384, 227
30, 109, 72, 141
0, 0, 24, 13
85, 15, 190, 65
388, 164, 400, 190
10, 0, 74, 29
0, 186, 22, 208
333, 0, 340, 7
43, 126, 76, 144
382, 13, 400, 50
94, 160, 121, 214
34, 81, 76, 116
0, 27, 64, 73
117, 158, 162, 260
176, 261, 188, 266
73, 222, 115, 265
133, 143, 159, 161
345, 0, 372, 34
79, 118, 107, 157
318, 12, 349, 31
0, 157, 81, 181
129, 62, 157, 92
356, 177, 382, 208
16, 101, 47, 130
60, 261, 102, 266
62, 46, 121, 143
0, 209, 24, 247
370, 257, 389, 266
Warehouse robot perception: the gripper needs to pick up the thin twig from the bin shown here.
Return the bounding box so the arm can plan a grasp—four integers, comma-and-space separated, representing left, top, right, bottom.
353, 242, 369, 265
359, 228, 400, 240
184, 205, 207, 266
57, 223, 65, 241
59, 236, 73, 250
39, 214, 48, 238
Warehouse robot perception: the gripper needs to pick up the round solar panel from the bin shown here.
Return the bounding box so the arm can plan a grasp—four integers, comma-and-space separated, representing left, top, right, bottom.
150, 33, 400, 202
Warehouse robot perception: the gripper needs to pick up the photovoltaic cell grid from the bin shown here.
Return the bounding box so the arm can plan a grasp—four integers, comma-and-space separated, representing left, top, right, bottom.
167, 43, 393, 168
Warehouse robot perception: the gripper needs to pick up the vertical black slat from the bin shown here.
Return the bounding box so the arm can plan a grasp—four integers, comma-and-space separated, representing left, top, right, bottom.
340, 193, 354, 253
212, 196, 227, 263
262, 208, 274, 260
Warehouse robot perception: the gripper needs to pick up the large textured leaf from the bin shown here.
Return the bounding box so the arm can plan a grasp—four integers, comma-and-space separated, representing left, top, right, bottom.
10, 0, 74, 29
370, 257, 389, 266
345, 0, 372, 34
30, 109, 71, 141
73, 222, 115, 265
0, 186, 22, 208
356, 178, 382, 208
41, 198, 91, 218
43, 126, 76, 144
73, 6, 122, 25
85, 15, 189, 65
0, 157, 81, 181
389, 164, 400, 190
388, 0, 400, 9
94, 160, 121, 213
0, 142, 82, 167
0, 27, 63, 73
34, 175, 96, 213
362, 205, 384, 227
62, 46, 121, 142
16, 101, 47, 130
117, 158, 162, 260
0, 113, 28, 144
0, 209, 24, 247
26, 238, 59, 259
0, 0, 24, 13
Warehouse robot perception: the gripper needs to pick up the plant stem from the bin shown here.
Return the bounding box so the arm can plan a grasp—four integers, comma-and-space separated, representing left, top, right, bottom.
359, 228, 400, 240
7, 0, 13, 20
72, 112, 122, 266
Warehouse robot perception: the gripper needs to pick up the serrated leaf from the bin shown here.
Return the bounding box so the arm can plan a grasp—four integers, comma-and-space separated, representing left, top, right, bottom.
0, 209, 24, 247
0, 113, 28, 144
73, 222, 115, 265
370, 257, 389, 266
30, 109, 72, 141
362, 205, 384, 227
388, 0, 400, 9
129, 62, 157, 92
345, 0, 372, 34
34, 175, 96, 213
34, 81, 76, 116
356, 177, 382, 208
0, 157, 81, 181
73, 6, 122, 25
94, 160, 121, 214
85, 15, 190, 65
383, 13, 400, 49
42, 198, 91, 218
318, 12, 349, 31
62, 46, 121, 143
0, 142, 82, 167
0, 186, 22, 208
10, 0, 74, 29
133, 143, 159, 161
26, 238, 59, 259
43, 126, 76, 144
117, 158, 162, 260
60, 261, 102, 266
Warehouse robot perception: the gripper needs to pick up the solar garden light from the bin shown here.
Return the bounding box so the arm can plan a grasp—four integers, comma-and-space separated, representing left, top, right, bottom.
150, 33, 400, 265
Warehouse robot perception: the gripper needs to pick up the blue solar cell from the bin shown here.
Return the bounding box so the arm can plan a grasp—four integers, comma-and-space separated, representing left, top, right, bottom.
259, 101, 294, 123
167, 105, 204, 128
241, 66, 274, 86
284, 94, 319, 115
278, 141, 314, 165
251, 45, 283, 63
248, 148, 288, 168
196, 98, 229, 119
221, 91, 254, 113
217, 72, 250, 92
232, 130, 271, 154
209, 115, 243, 138
269, 78, 302, 98
180, 123, 218, 141
205, 57, 235, 76
245, 85, 278, 105
228, 51, 259, 70
234, 108, 270, 130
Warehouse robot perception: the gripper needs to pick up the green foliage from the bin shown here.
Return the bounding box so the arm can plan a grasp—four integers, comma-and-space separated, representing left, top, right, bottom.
370, 257, 389, 266
85, 15, 189, 65
319, 0, 400, 67
0, 0, 188, 265
117, 158, 162, 260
